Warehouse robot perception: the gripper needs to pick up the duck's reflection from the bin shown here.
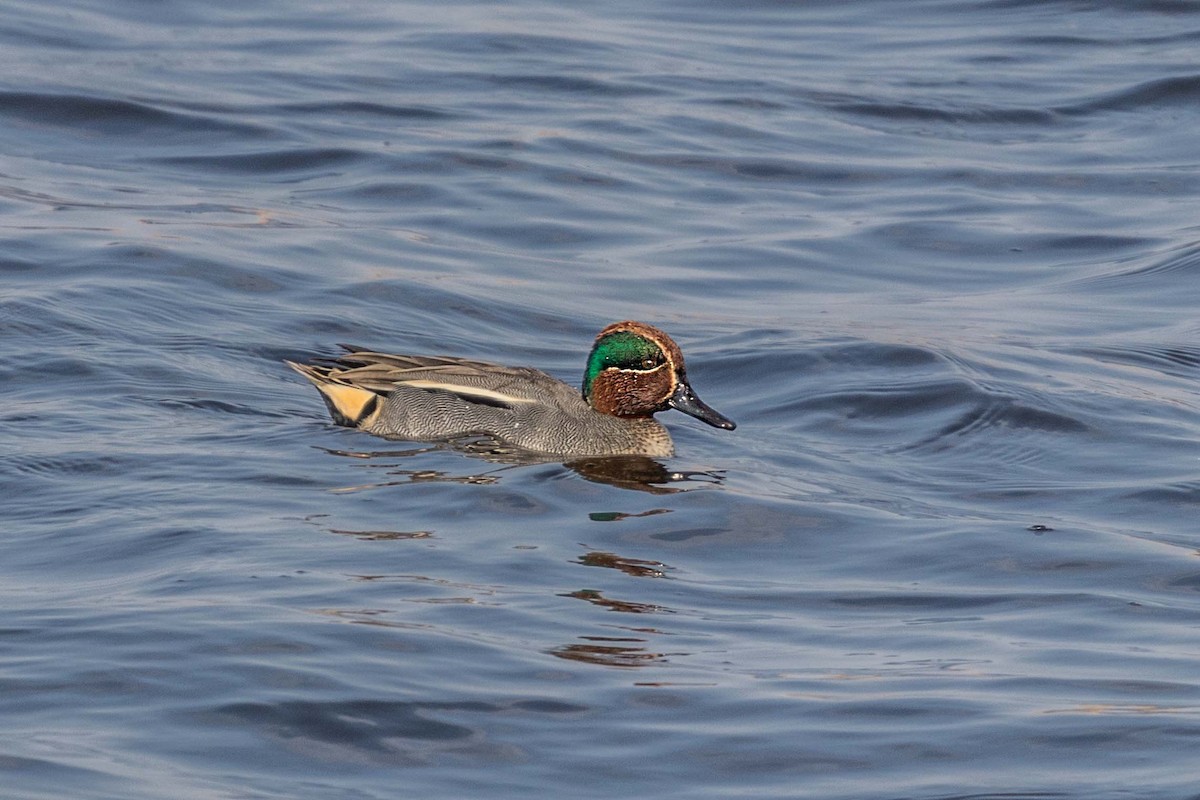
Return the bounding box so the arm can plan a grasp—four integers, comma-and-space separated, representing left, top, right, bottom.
329, 527, 433, 541
587, 508, 672, 522
305, 443, 716, 671
315, 443, 725, 494
314, 443, 720, 494
565, 456, 724, 494
303, 513, 435, 541
575, 550, 670, 578
549, 639, 668, 668
561, 589, 668, 614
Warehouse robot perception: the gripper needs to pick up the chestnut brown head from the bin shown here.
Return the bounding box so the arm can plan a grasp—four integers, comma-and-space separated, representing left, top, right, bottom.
582, 321, 735, 430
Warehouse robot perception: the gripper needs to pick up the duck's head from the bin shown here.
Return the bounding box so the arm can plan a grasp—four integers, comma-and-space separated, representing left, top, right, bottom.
582, 321, 736, 430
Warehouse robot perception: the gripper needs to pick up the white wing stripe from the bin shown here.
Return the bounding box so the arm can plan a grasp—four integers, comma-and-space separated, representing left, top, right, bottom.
401, 379, 536, 405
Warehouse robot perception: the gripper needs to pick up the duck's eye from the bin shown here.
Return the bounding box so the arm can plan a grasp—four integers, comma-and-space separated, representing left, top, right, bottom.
640, 357, 658, 370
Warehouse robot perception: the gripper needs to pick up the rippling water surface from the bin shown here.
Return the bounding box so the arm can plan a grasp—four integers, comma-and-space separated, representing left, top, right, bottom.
4, 1, 1200, 797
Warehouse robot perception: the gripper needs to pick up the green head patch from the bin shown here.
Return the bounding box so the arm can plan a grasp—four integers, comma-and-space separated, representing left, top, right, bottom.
582, 331, 666, 399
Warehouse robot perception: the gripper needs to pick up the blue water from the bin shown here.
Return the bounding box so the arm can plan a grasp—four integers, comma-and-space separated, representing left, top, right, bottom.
4, 1, 1200, 797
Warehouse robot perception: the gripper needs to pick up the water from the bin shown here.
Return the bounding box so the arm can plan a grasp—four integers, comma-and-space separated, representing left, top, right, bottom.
4, 0, 1200, 797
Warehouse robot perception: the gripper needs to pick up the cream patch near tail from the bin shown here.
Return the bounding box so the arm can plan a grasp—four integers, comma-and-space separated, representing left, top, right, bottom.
286, 361, 382, 428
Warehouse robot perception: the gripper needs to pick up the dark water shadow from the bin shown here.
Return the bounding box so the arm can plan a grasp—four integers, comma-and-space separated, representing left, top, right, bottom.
198, 697, 586, 766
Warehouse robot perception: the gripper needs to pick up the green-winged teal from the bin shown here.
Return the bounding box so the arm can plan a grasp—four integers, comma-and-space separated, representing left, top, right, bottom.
286, 320, 736, 457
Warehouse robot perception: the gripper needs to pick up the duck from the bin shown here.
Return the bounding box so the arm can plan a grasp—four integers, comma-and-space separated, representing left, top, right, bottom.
285, 320, 736, 458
